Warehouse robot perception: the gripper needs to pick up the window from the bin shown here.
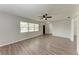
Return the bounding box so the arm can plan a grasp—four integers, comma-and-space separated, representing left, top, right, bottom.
34, 24, 39, 31
29, 23, 35, 32
20, 21, 39, 33
20, 21, 28, 33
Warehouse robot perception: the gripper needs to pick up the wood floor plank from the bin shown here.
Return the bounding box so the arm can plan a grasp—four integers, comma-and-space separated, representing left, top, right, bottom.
0, 35, 77, 55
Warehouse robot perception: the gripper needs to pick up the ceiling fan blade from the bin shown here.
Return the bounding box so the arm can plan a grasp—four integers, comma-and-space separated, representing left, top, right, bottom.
47, 16, 52, 18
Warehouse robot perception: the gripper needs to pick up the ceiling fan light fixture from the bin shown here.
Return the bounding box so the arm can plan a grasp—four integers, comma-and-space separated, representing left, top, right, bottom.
43, 18, 45, 20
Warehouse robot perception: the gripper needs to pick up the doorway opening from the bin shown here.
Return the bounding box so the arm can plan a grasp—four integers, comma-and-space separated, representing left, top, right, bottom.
43, 25, 45, 35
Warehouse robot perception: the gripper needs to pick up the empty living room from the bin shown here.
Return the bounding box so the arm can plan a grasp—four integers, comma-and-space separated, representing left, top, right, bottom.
0, 4, 78, 55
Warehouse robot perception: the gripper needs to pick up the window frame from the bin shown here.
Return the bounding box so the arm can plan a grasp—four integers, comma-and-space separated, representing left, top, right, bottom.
20, 21, 29, 33
28, 23, 35, 32
34, 24, 39, 31
20, 21, 39, 33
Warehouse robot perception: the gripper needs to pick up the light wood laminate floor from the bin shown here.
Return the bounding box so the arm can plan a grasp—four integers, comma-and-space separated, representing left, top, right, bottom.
0, 35, 78, 55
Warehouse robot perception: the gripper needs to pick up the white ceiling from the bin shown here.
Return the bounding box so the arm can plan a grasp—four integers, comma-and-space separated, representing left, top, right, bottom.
0, 4, 78, 21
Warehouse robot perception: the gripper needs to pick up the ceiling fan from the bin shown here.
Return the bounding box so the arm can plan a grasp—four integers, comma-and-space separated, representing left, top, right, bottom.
39, 13, 52, 20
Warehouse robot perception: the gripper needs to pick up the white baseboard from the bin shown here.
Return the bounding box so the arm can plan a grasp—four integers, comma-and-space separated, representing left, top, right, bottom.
0, 34, 42, 47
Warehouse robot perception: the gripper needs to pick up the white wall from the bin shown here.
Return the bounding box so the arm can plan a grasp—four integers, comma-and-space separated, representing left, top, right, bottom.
77, 16, 79, 54
0, 12, 42, 46
49, 19, 71, 38
74, 19, 77, 36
